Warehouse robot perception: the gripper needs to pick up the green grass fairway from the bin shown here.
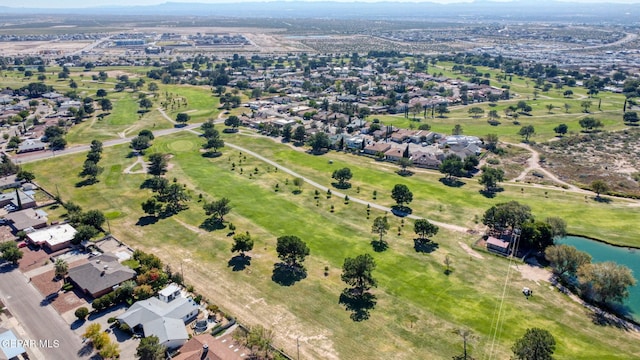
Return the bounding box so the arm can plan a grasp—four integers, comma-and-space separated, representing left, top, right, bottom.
23, 131, 640, 360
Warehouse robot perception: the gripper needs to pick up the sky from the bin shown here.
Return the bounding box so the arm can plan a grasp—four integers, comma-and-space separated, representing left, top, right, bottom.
3, 0, 640, 8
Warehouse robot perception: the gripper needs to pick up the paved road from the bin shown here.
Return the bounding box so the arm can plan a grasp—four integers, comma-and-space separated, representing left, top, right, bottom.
14, 122, 202, 164
0, 267, 85, 360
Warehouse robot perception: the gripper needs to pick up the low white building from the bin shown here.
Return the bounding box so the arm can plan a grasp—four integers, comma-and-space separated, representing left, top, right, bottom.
117, 284, 199, 349
26, 223, 77, 252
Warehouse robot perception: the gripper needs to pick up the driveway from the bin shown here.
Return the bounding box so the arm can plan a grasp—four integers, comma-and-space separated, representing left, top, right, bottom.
0, 266, 86, 360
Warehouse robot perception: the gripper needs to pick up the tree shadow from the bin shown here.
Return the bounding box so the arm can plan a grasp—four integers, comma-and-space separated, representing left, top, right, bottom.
292, 189, 302, 195
202, 151, 222, 158
70, 318, 85, 330
75, 178, 98, 188
135, 216, 158, 226
339, 289, 377, 322
391, 205, 412, 217
200, 218, 226, 231
396, 170, 414, 177
479, 188, 503, 198
590, 308, 633, 330
593, 196, 612, 203
413, 239, 439, 253
370, 239, 388, 252
331, 182, 352, 189
77, 342, 94, 357
227, 255, 252, 271
439, 177, 465, 187
271, 263, 306, 286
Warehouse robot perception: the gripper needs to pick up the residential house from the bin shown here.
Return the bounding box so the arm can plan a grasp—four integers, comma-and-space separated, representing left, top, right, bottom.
117, 284, 199, 349
0, 328, 27, 360
363, 142, 391, 156
26, 223, 77, 252
0, 175, 23, 190
67, 253, 136, 298
3, 208, 48, 232
384, 146, 406, 162
17, 139, 46, 153
411, 150, 443, 169
486, 236, 510, 255
345, 136, 364, 150
171, 333, 249, 360
0, 189, 36, 211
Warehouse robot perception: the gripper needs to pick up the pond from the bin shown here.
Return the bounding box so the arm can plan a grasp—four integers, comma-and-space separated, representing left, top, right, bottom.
557, 235, 640, 320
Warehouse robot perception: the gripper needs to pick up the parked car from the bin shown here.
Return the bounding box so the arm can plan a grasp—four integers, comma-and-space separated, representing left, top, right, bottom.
18, 242, 27, 248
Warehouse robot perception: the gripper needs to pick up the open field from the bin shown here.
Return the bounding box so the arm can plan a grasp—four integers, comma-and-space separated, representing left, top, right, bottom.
22, 130, 640, 359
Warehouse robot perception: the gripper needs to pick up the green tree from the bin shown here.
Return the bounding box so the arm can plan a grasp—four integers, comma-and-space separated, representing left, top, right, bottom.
231, 232, 254, 258
623, 111, 639, 125
414, 219, 439, 240
371, 216, 390, 242
0, 242, 23, 265
139, 98, 153, 111
72, 225, 98, 245
391, 184, 413, 207
452, 124, 463, 135
16, 170, 35, 182
482, 201, 532, 233
83, 323, 101, 342
578, 262, 636, 305
99, 98, 112, 112
479, 166, 505, 192
130, 136, 151, 153
518, 125, 535, 141
175, 112, 190, 124
293, 126, 306, 143
80, 160, 103, 183
579, 116, 603, 132
484, 133, 499, 152
156, 183, 190, 215
581, 100, 592, 113
54, 258, 69, 278
512, 328, 556, 360
436, 104, 449, 117
439, 154, 464, 180
74, 307, 89, 320
99, 341, 120, 360
307, 132, 330, 153
148, 153, 168, 176
276, 235, 310, 269
282, 124, 292, 142
591, 180, 609, 198
224, 115, 240, 130
546, 104, 554, 114
545, 244, 592, 279
468, 107, 484, 118
553, 124, 568, 136
203, 198, 231, 222
141, 198, 162, 217
136, 335, 166, 360
545, 217, 567, 239
332, 167, 353, 187
341, 254, 377, 296
397, 157, 413, 175
520, 221, 554, 251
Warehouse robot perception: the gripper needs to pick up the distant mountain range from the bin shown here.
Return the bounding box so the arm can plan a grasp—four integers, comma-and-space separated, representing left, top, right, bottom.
1, 1, 639, 22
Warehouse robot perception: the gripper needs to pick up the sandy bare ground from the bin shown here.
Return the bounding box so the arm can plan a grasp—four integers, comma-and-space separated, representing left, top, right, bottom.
122, 155, 147, 174
459, 241, 484, 259
0, 40, 91, 55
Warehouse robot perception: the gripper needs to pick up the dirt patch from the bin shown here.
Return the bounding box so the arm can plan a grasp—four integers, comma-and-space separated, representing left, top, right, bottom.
31, 268, 62, 297
458, 241, 483, 259
18, 246, 50, 272
51, 287, 88, 315
538, 130, 640, 197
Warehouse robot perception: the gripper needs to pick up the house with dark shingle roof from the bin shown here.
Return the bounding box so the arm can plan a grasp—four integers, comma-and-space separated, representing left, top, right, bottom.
67, 253, 136, 298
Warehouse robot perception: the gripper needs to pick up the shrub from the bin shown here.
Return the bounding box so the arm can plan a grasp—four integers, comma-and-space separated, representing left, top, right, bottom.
194, 295, 203, 304
62, 283, 74, 291
107, 317, 116, 324
75, 307, 89, 320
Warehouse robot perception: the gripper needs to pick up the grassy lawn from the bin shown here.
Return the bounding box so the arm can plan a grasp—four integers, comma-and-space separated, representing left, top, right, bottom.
23, 131, 640, 359
224, 132, 640, 247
